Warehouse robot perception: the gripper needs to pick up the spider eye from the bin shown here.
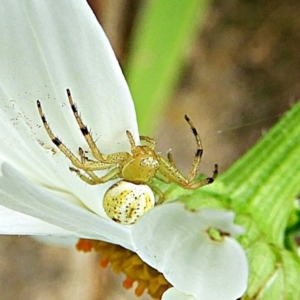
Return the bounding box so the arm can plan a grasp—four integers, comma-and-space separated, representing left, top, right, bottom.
103, 180, 156, 225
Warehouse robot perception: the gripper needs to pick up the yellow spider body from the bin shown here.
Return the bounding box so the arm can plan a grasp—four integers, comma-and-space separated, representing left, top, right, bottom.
119, 146, 159, 184
37, 89, 218, 224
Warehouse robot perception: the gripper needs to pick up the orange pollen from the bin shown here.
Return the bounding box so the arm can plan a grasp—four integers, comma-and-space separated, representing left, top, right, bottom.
99, 258, 109, 268
75, 239, 93, 252
76, 239, 172, 299
123, 277, 134, 289
135, 282, 146, 297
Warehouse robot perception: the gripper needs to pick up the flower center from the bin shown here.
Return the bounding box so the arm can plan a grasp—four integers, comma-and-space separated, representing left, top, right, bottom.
76, 239, 172, 299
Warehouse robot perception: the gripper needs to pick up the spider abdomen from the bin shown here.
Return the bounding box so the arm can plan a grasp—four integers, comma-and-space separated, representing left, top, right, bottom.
103, 180, 155, 225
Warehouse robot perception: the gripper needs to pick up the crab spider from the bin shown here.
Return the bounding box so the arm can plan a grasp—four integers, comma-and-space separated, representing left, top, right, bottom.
37, 89, 218, 223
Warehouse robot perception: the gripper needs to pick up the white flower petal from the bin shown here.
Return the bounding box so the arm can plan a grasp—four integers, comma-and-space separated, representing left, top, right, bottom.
0, 0, 139, 215
162, 288, 195, 300
132, 203, 248, 300
0, 0, 138, 144
0, 163, 133, 251
0, 205, 73, 236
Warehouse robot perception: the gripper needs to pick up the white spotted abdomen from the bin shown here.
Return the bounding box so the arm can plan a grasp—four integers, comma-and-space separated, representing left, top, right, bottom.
103, 180, 155, 225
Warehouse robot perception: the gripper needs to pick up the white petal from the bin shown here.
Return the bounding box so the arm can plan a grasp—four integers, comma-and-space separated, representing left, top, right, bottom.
0, 163, 133, 251
132, 203, 248, 300
0, 0, 139, 215
162, 288, 195, 300
0, 205, 74, 236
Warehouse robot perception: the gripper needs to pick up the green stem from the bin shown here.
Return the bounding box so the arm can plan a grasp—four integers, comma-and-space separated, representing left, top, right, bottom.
220, 100, 300, 246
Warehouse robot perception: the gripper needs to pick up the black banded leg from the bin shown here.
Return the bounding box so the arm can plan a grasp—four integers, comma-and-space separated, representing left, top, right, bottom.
211, 163, 218, 181
37, 100, 116, 171
66, 89, 106, 162
184, 115, 204, 182
37, 100, 85, 169
188, 163, 218, 189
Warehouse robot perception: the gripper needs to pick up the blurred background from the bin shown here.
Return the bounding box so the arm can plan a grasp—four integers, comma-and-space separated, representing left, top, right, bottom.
1, 0, 300, 299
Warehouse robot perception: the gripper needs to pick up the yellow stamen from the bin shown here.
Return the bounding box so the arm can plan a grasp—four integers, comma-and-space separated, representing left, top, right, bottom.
76, 239, 172, 299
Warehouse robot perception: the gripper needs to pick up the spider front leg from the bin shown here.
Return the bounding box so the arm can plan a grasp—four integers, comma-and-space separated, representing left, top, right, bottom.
37, 99, 129, 171
66, 89, 107, 162
37, 100, 91, 170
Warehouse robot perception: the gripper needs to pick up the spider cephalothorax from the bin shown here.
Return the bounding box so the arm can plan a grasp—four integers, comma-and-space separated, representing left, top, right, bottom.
37, 89, 218, 224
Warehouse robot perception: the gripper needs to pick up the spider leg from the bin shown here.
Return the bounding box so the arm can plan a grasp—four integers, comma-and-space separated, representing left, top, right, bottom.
78, 147, 90, 164
147, 181, 164, 204
126, 130, 136, 150
69, 167, 98, 184
140, 135, 156, 149
37, 100, 117, 171
187, 163, 218, 189
127, 130, 157, 152
186, 115, 218, 186
156, 156, 187, 185
184, 115, 203, 182
77, 147, 112, 167
66, 89, 107, 162
37, 100, 87, 169
70, 167, 121, 185
78, 145, 131, 169
156, 156, 218, 190
167, 150, 176, 167
155, 170, 172, 184
68, 90, 134, 167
